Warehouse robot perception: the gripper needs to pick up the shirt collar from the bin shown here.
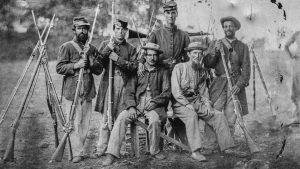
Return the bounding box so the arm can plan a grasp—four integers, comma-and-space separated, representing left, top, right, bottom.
164, 24, 177, 32
113, 37, 126, 45
225, 37, 237, 44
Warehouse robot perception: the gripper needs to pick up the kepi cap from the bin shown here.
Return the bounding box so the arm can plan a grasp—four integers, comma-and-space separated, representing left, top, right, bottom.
163, 1, 177, 12
72, 16, 90, 30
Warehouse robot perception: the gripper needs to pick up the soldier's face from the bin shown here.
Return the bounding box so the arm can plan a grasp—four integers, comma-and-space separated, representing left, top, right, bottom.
164, 10, 177, 25
223, 21, 236, 39
145, 49, 158, 66
74, 25, 89, 42
114, 24, 127, 40
188, 49, 204, 63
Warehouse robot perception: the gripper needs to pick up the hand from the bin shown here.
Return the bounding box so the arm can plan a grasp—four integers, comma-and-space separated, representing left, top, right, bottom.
215, 40, 222, 52
109, 52, 119, 62
138, 62, 145, 77
107, 39, 115, 50
74, 59, 88, 69
186, 104, 195, 111
83, 44, 90, 53
231, 85, 240, 95
206, 104, 214, 116
128, 107, 138, 120
145, 100, 157, 111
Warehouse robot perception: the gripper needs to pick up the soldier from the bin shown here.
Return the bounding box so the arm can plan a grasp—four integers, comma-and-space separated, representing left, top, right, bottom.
91, 16, 138, 158
138, 0, 190, 74
284, 31, 300, 123
56, 16, 103, 163
101, 42, 171, 166
138, 0, 190, 145
204, 16, 251, 135
172, 41, 246, 162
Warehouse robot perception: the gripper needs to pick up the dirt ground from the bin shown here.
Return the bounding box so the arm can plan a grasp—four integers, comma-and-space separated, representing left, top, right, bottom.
1, 50, 300, 169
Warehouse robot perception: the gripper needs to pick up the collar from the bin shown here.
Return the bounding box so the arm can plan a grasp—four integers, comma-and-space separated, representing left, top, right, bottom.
225, 37, 237, 43
164, 24, 177, 32
113, 37, 126, 45
144, 64, 158, 72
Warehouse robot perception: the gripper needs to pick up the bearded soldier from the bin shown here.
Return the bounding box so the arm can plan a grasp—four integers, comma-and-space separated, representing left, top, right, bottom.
91, 16, 138, 158
204, 16, 251, 135
56, 17, 103, 163
171, 41, 246, 162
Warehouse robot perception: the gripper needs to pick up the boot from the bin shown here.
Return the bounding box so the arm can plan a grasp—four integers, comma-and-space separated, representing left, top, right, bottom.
191, 151, 207, 162
102, 154, 115, 166
223, 148, 248, 158
72, 156, 83, 163
153, 152, 166, 160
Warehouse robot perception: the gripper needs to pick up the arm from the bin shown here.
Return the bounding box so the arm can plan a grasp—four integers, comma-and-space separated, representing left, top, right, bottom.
203, 40, 220, 68
171, 65, 190, 106
97, 41, 111, 65
124, 74, 138, 110
88, 47, 103, 75
114, 47, 138, 73
56, 45, 76, 76
152, 69, 171, 107
236, 45, 251, 88
284, 32, 297, 59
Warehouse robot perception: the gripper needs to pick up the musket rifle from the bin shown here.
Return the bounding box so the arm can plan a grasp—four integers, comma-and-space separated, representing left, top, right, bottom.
219, 44, 261, 154
105, 0, 115, 131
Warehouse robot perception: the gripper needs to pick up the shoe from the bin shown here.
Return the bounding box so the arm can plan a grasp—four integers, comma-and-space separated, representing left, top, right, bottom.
199, 148, 214, 155
223, 148, 248, 158
102, 154, 115, 166
191, 151, 207, 162
72, 156, 83, 163
89, 151, 105, 159
153, 152, 166, 160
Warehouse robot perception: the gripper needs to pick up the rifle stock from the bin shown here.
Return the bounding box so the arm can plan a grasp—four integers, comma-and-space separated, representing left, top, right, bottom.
219, 45, 261, 154
49, 132, 68, 162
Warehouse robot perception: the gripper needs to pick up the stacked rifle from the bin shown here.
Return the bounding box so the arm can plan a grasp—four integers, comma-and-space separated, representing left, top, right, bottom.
0, 11, 67, 162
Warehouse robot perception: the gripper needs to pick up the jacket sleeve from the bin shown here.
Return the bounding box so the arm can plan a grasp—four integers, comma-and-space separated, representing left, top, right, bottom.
236, 44, 250, 88
56, 45, 76, 76
115, 47, 138, 73
171, 65, 190, 106
152, 69, 171, 107
204, 40, 221, 68
97, 41, 111, 65
89, 47, 103, 75
124, 74, 137, 110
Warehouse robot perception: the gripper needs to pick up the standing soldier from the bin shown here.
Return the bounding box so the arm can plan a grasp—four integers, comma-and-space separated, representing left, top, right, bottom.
204, 16, 251, 135
102, 42, 171, 166
91, 16, 137, 158
56, 17, 103, 163
138, 0, 190, 145
284, 31, 300, 123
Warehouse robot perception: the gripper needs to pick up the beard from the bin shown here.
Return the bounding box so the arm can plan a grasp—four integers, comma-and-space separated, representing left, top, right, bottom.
191, 62, 203, 70
225, 30, 235, 39
76, 33, 88, 43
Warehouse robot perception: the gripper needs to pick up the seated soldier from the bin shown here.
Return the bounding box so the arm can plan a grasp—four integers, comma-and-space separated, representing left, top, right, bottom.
171, 41, 247, 161
101, 42, 171, 166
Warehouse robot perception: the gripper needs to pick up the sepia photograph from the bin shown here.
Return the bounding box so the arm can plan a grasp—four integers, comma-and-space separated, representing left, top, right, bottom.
0, 0, 299, 168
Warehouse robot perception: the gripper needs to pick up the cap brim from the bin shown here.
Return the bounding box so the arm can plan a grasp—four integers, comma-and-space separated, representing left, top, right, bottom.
184, 47, 207, 51
142, 47, 163, 54
220, 17, 241, 30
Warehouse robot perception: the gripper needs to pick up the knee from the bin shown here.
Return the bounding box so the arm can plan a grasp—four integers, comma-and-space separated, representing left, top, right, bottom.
117, 110, 130, 122
147, 111, 160, 126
